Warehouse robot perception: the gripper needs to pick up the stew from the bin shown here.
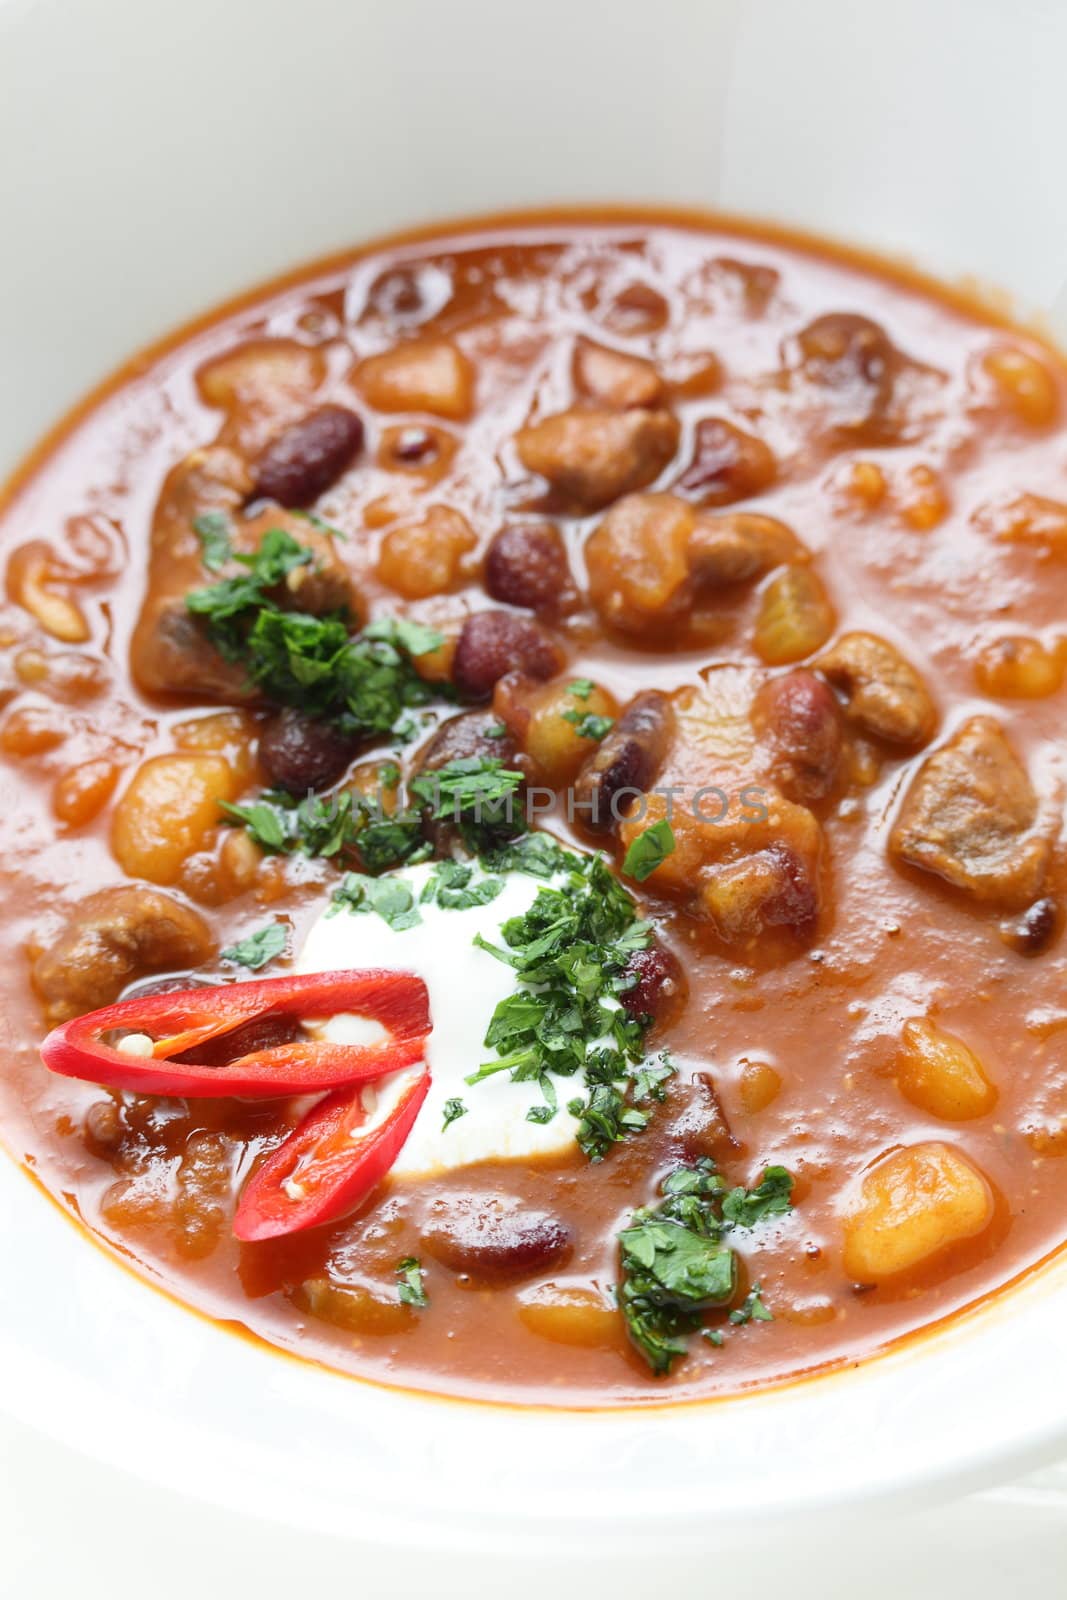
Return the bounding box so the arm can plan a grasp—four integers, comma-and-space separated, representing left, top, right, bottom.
2, 208, 1067, 1406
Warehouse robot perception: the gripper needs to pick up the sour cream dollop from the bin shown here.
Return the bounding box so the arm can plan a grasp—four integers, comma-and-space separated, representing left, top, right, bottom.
296, 861, 579, 1177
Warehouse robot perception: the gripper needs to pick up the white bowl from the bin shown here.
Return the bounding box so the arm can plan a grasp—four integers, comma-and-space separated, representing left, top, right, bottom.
3, 0, 1067, 1554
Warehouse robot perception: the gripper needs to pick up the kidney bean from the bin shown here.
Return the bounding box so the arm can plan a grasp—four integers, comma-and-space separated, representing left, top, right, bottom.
753, 670, 842, 804
416, 709, 521, 773
452, 610, 562, 701
258, 708, 359, 795
999, 896, 1059, 957
620, 940, 688, 1031
674, 417, 777, 506
484, 522, 575, 614
251, 404, 364, 507
573, 690, 673, 832
423, 1193, 572, 1281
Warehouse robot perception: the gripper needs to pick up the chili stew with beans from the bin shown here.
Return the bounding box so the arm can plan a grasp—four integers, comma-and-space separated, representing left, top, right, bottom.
3, 209, 1067, 1405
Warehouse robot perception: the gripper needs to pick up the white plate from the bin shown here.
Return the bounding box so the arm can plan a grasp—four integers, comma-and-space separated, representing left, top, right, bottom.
3, 0, 1067, 1549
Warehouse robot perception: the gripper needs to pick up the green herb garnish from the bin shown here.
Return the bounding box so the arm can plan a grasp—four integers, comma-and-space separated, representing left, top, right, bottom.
561, 710, 615, 741
622, 818, 676, 883
617, 1159, 793, 1374
396, 1257, 429, 1308
441, 1098, 468, 1131
411, 755, 524, 851
469, 849, 656, 1161
330, 872, 422, 931
567, 678, 594, 699
193, 511, 233, 573
219, 921, 288, 970
186, 528, 441, 739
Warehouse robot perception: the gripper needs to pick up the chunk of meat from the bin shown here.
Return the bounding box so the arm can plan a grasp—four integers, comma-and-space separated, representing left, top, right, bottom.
573, 690, 674, 831
673, 417, 777, 506
571, 337, 664, 409
688, 511, 808, 587
669, 1072, 738, 1162
619, 791, 824, 943
515, 407, 680, 510
237, 508, 355, 617
890, 716, 1052, 908
793, 312, 897, 443
251, 404, 364, 507
816, 631, 936, 746
258, 708, 359, 795
31, 886, 214, 1025
752, 670, 842, 803
133, 602, 254, 701
422, 1193, 571, 1281
484, 522, 576, 614
353, 336, 475, 421
452, 610, 563, 700
585, 493, 693, 634
620, 940, 688, 1032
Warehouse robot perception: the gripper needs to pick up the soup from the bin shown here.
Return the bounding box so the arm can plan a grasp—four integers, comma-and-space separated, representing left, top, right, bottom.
2, 211, 1066, 1405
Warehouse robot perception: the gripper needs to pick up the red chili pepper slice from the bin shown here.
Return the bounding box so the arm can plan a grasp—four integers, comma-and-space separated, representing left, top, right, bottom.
40, 969, 430, 1097
233, 1067, 431, 1241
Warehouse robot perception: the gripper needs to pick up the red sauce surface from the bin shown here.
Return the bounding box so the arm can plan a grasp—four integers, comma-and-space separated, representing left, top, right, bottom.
1, 210, 1067, 1405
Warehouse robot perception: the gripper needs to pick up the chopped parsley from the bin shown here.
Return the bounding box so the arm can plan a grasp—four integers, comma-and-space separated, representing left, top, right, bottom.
219, 921, 288, 970
441, 1098, 468, 1131
330, 872, 422, 931
186, 527, 440, 739
568, 678, 594, 699
617, 1159, 794, 1374
730, 1284, 773, 1325
421, 859, 505, 911
561, 710, 614, 741
193, 511, 232, 573
222, 788, 427, 873
395, 1257, 429, 1308
410, 755, 524, 852
622, 817, 675, 883
469, 849, 657, 1157
721, 1165, 795, 1228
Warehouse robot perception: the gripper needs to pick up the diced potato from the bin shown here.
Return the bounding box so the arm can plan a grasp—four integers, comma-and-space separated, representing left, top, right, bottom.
982, 345, 1059, 428
754, 564, 834, 664
897, 1018, 997, 1121
53, 759, 120, 827
974, 635, 1063, 699
354, 337, 475, 421
377, 505, 476, 599
196, 338, 326, 414
172, 709, 261, 787
517, 1282, 620, 1349
507, 678, 619, 787
739, 1059, 782, 1114
842, 1142, 994, 1282
295, 1276, 415, 1336
585, 493, 694, 633
111, 753, 236, 886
